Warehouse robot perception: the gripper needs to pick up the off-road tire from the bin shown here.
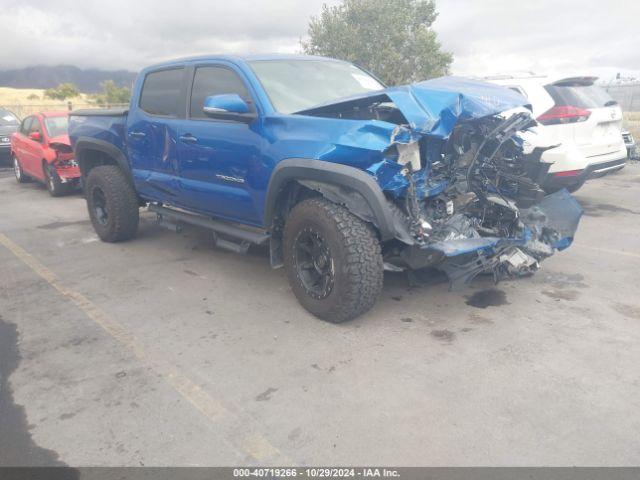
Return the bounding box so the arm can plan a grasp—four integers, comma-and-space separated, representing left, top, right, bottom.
44, 163, 70, 197
13, 154, 29, 183
283, 197, 383, 322
85, 165, 139, 242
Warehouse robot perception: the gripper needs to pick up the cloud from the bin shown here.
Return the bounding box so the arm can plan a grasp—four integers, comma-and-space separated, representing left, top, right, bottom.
434, 0, 640, 80
0, 0, 339, 70
0, 0, 637, 82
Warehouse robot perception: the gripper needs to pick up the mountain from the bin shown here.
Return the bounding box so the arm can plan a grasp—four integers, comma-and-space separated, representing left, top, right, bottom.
0, 65, 138, 93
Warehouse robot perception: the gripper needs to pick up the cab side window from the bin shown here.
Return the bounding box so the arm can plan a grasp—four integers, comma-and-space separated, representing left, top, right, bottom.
20, 117, 33, 135
190, 66, 254, 119
139, 68, 185, 117
28, 117, 42, 141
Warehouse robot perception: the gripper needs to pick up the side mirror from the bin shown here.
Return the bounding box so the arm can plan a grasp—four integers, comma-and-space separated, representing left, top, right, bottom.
28, 131, 41, 142
203, 94, 257, 123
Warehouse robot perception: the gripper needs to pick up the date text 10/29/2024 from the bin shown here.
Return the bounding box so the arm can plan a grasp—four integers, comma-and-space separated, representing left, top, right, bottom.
233, 468, 400, 478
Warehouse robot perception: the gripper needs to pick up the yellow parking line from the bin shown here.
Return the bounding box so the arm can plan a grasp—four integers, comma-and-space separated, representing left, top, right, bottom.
573, 243, 640, 260
0, 232, 287, 464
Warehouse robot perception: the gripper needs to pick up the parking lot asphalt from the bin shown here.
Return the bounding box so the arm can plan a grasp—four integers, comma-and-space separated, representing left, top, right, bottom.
1, 162, 640, 467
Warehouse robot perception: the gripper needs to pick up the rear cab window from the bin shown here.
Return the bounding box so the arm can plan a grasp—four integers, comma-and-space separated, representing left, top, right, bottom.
189, 66, 255, 119
544, 82, 616, 109
139, 68, 185, 117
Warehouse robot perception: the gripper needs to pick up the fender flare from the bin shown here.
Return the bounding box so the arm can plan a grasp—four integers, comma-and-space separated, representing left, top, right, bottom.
73, 137, 132, 181
264, 159, 397, 241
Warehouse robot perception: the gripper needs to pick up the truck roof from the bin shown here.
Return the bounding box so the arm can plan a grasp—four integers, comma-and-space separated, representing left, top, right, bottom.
144, 53, 344, 71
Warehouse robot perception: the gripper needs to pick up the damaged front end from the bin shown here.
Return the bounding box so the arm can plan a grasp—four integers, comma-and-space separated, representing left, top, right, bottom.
298, 77, 584, 289
50, 140, 81, 184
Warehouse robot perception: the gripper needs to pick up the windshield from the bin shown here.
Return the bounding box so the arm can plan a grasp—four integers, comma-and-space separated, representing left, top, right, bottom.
249, 60, 384, 114
44, 116, 69, 137
0, 110, 19, 127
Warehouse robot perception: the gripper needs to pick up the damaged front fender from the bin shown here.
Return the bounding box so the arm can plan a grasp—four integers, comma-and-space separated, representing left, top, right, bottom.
268, 76, 582, 288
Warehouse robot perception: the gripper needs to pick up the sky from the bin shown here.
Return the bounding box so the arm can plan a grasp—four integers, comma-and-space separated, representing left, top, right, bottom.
0, 0, 638, 83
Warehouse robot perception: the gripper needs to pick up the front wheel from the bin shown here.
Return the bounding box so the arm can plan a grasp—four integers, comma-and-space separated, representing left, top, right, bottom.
85, 165, 139, 242
283, 198, 384, 323
43, 163, 70, 197
13, 155, 29, 183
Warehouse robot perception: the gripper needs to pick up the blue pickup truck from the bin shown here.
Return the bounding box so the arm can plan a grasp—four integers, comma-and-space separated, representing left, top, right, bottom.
69, 54, 582, 322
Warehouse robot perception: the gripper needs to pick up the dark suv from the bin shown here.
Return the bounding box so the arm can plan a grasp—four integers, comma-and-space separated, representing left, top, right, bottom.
0, 108, 20, 160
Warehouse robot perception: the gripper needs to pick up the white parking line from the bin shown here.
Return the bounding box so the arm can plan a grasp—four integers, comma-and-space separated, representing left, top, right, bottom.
0, 232, 289, 464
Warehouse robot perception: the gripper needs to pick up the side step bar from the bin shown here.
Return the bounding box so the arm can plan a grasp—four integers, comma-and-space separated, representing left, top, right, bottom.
148, 204, 270, 250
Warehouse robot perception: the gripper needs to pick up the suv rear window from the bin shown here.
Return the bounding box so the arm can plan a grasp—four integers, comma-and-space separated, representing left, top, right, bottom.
544, 83, 615, 109
0, 110, 19, 126
139, 68, 184, 117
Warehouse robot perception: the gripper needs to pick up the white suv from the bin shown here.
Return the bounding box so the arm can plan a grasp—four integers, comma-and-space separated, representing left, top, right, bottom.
486, 75, 627, 192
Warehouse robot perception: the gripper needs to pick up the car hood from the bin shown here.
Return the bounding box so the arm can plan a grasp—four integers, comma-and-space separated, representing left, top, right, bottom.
48, 134, 71, 147
0, 125, 19, 136
298, 76, 530, 139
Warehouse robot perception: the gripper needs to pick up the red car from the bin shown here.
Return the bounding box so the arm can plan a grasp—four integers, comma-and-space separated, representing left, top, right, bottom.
11, 111, 80, 196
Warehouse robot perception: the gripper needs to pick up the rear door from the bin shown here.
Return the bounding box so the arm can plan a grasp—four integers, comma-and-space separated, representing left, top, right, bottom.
126, 66, 188, 203
176, 63, 263, 224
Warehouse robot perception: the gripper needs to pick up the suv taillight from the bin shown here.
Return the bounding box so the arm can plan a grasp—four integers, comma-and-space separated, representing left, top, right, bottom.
537, 105, 591, 125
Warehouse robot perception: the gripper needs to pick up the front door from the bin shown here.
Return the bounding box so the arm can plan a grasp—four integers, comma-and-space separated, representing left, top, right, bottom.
126, 67, 186, 203
22, 117, 46, 180
177, 64, 263, 225
13, 116, 33, 172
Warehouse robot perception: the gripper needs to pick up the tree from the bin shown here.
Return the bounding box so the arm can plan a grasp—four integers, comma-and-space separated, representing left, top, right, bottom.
44, 83, 80, 100
302, 0, 452, 85
92, 80, 131, 105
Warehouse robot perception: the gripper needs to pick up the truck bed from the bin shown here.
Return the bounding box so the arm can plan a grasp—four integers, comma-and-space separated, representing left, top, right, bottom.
70, 108, 128, 117
68, 108, 129, 159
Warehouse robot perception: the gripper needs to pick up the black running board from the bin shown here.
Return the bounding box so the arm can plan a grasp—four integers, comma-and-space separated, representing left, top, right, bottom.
148, 204, 270, 246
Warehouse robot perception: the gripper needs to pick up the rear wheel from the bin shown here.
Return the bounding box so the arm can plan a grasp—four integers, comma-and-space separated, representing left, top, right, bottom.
283, 198, 383, 323
43, 163, 69, 197
85, 165, 139, 242
13, 155, 29, 183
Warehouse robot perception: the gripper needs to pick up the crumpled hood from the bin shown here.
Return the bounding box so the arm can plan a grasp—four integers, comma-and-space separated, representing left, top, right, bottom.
385, 76, 531, 138
298, 76, 530, 140
48, 134, 71, 147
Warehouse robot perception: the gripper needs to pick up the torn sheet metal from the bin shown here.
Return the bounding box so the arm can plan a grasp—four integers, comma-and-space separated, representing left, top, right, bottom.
428, 189, 583, 289
287, 76, 581, 288
385, 76, 530, 138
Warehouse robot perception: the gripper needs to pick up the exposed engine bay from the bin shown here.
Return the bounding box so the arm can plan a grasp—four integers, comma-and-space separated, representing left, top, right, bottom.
299, 85, 584, 289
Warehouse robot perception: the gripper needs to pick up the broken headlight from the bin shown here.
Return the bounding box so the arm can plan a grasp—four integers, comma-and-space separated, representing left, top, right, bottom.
396, 141, 421, 172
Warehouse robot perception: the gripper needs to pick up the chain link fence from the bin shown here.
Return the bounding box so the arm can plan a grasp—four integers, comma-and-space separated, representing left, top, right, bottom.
603, 83, 640, 112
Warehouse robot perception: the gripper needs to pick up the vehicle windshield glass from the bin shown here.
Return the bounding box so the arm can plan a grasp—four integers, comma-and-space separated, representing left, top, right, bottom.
0, 110, 19, 126
44, 116, 69, 137
544, 83, 616, 109
249, 60, 385, 114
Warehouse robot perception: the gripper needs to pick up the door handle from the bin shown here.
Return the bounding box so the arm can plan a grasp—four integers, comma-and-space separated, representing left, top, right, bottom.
129, 131, 146, 138
179, 135, 198, 144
